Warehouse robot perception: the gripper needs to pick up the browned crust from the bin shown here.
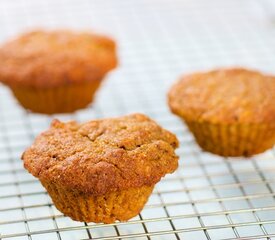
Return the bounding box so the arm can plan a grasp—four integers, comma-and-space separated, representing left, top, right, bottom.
22, 114, 179, 195
168, 68, 275, 124
0, 30, 117, 88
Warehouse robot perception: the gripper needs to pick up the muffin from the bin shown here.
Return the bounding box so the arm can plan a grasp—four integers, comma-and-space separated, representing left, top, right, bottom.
0, 30, 117, 114
22, 113, 179, 223
168, 68, 275, 157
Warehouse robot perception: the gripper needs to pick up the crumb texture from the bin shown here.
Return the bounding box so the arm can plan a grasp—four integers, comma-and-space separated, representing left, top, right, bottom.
22, 114, 179, 195
0, 30, 117, 88
168, 68, 275, 124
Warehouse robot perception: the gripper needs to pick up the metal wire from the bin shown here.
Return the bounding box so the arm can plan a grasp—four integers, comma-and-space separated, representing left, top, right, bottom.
0, 0, 275, 239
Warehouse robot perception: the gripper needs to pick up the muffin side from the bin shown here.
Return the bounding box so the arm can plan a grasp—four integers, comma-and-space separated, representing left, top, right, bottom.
42, 182, 153, 223
10, 80, 102, 114
185, 121, 274, 157
168, 68, 275, 157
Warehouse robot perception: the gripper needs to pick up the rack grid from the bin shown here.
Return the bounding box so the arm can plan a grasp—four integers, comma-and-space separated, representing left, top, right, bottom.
0, 0, 275, 239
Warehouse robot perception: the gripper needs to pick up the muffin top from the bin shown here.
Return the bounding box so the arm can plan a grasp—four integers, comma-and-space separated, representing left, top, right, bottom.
0, 30, 117, 88
22, 114, 179, 195
168, 68, 275, 124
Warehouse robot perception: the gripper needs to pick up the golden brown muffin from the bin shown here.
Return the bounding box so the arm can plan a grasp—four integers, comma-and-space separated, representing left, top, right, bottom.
22, 113, 179, 223
168, 68, 275, 157
0, 30, 117, 114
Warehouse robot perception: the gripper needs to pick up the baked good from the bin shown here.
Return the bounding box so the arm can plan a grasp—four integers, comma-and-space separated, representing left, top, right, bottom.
22, 113, 179, 223
168, 68, 275, 157
0, 30, 117, 114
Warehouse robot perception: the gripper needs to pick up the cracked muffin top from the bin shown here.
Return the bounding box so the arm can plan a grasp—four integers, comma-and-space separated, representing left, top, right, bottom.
0, 30, 117, 88
168, 68, 275, 124
22, 114, 179, 195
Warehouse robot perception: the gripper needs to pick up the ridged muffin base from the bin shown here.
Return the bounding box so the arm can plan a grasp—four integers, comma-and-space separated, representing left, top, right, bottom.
185, 120, 275, 157
10, 80, 102, 114
41, 181, 154, 223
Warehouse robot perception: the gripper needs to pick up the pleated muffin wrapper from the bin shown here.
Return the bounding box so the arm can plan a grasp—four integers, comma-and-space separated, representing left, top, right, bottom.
9, 79, 102, 114
185, 120, 275, 157
41, 180, 154, 224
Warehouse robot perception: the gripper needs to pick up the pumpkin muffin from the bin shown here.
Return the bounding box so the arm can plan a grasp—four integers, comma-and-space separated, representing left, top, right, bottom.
168, 68, 275, 157
0, 30, 117, 114
22, 113, 179, 223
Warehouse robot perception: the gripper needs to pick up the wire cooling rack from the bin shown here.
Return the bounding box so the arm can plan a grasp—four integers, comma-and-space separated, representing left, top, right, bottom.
1, 0, 275, 239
